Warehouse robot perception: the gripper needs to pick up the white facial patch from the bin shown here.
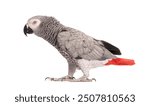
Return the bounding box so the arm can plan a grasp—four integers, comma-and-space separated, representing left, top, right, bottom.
28, 19, 41, 30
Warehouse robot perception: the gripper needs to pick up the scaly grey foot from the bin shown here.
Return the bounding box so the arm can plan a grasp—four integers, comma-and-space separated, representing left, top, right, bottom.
45, 75, 75, 81
69, 76, 96, 82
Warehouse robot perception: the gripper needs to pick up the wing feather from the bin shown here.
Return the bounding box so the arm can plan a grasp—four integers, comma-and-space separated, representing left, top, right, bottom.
57, 28, 113, 60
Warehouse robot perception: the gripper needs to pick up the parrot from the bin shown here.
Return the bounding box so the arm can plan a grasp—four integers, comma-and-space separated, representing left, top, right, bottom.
23, 15, 135, 82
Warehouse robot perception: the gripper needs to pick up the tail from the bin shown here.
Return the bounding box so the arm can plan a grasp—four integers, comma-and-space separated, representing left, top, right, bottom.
105, 58, 135, 65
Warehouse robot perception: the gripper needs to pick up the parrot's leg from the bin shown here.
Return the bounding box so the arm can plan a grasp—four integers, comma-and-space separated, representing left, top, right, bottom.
67, 59, 96, 82
69, 69, 96, 82
45, 63, 76, 81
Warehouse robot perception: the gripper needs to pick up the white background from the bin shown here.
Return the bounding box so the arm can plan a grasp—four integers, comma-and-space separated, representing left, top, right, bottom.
0, 0, 150, 106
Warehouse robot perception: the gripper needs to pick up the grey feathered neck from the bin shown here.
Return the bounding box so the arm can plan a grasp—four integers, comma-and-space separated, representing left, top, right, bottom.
34, 16, 66, 46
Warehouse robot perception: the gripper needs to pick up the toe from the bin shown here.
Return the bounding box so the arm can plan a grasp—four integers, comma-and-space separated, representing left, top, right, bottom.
91, 78, 96, 82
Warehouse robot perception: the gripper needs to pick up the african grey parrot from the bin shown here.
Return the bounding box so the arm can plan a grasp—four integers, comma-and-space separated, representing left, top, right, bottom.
23, 16, 135, 82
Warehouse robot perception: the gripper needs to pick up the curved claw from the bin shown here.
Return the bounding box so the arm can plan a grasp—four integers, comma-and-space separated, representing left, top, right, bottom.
45, 77, 49, 81
45, 77, 53, 81
91, 78, 96, 82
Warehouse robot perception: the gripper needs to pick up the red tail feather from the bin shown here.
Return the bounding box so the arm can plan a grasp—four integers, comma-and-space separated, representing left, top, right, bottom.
105, 58, 135, 65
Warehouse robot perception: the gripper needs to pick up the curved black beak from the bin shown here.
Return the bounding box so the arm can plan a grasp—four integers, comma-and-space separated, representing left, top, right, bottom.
23, 25, 33, 36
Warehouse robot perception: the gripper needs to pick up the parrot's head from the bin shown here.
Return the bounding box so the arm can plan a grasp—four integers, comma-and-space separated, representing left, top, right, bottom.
23, 16, 43, 36
23, 15, 62, 37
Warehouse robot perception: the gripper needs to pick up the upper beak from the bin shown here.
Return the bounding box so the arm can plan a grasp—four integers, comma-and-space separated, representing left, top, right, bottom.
23, 24, 33, 36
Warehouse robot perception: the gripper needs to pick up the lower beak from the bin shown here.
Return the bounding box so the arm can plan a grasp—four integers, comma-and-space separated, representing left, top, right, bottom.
23, 25, 33, 36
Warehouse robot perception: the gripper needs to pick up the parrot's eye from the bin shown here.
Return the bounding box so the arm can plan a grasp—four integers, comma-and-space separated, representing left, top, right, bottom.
28, 19, 41, 30
32, 21, 37, 25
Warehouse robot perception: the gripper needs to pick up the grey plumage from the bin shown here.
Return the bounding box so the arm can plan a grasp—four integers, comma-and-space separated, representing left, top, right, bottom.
57, 27, 116, 61
24, 15, 121, 82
